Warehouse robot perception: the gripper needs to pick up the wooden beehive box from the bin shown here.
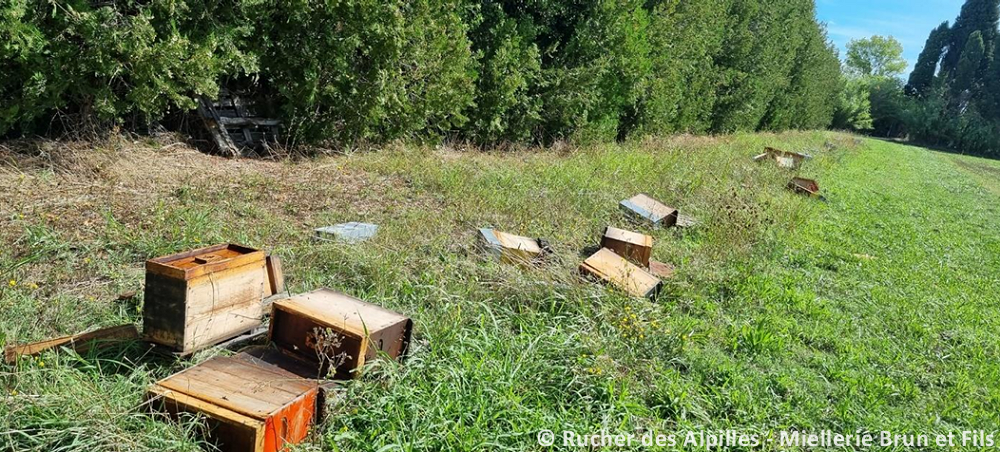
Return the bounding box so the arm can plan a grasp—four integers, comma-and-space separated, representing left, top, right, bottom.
143, 244, 268, 355
580, 248, 661, 299
269, 288, 413, 379
601, 226, 653, 267
620, 194, 678, 227
147, 355, 320, 452
788, 177, 820, 196
478, 228, 544, 265
757, 147, 809, 169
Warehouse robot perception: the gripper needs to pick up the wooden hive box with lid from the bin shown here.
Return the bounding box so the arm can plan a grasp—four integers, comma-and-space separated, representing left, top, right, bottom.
600, 226, 653, 267
269, 288, 413, 379
143, 244, 269, 355
620, 194, 678, 227
147, 354, 320, 452
580, 248, 662, 299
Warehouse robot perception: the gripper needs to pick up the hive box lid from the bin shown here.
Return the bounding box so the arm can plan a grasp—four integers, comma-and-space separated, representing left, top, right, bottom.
603, 226, 652, 248
620, 194, 678, 226
315, 222, 378, 244
272, 288, 409, 340
146, 244, 266, 281
580, 248, 661, 299
478, 228, 543, 264
151, 355, 318, 421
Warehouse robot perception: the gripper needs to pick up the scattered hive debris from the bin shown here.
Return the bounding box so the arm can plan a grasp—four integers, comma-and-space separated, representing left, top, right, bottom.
676, 213, 700, 228
147, 355, 320, 452
648, 260, 676, 279
3, 324, 138, 364
315, 222, 379, 244
788, 177, 821, 197
620, 194, 678, 227
580, 248, 661, 299
143, 244, 271, 355
269, 288, 413, 379
754, 147, 811, 169
478, 228, 546, 265
601, 226, 652, 267
197, 89, 281, 157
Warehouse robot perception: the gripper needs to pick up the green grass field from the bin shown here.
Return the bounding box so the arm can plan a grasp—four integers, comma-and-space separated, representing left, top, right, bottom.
2, 131, 999, 451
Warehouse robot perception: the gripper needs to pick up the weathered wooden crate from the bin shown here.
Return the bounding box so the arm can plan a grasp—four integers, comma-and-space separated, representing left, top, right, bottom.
756, 147, 810, 169
620, 194, 678, 227
601, 226, 653, 267
788, 177, 820, 196
143, 244, 268, 355
580, 248, 661, 299
147, 355, 320, 452
478, 228, 544, 265
269, 288, 413, 379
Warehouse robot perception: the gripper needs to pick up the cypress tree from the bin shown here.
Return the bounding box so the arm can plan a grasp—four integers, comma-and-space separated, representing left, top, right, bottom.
940, 0, 999, 76
906, 22, 950, 96
953, 31, 986, 97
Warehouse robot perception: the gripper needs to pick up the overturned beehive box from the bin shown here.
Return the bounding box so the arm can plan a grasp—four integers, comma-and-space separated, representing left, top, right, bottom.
143, 244, 275, 355
269, 288, 413, 379
754, 147, 811, 169
478, 228, 545, 265
147, 355, 320, 452
788, 177, 821, 197
580, 248, 661, 299
620, 194, 678, 227
601, 226, 653, 267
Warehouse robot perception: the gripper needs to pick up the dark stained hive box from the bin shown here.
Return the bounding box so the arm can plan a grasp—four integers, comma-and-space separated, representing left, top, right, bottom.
269, 288, 413, 379
143, 244, 268, 355
601, 226, 653, 267
788, 177, 820, 196
147, 355, 320, 452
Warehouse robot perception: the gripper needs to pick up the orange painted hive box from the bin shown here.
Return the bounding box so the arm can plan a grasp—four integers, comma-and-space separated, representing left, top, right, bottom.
147, 355, 320, 452
143, 244, 268, 355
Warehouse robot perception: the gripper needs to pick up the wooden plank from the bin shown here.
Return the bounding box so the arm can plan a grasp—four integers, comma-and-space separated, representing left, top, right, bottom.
265, 255, 285, 296
4, 324, 138, 364
580, 248, 661, 299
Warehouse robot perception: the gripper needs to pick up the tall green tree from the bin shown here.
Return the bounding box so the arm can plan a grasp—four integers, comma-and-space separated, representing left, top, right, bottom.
953, 30, 986, 97
940, 0, 999, 76
906, 22, 950, 96
845, 36, 907, 78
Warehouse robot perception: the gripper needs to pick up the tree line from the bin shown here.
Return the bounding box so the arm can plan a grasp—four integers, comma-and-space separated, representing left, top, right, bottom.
1, 0, 844, 146
847, 0, 1000, 157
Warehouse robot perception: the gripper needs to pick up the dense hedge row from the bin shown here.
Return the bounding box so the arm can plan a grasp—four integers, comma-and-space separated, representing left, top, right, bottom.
1, 0, 842, 145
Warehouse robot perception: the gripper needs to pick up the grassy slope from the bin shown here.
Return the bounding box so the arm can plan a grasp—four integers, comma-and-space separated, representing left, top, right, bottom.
1, 132, 998, 451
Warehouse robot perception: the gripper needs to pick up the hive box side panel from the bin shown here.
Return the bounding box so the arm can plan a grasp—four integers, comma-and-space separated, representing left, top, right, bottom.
148, 385, 265, 452
182, 262, 267, 353
143, 272, 188, 350
366, 318, 413, 363
581, 249, 661, 299
263, 389, 318, 452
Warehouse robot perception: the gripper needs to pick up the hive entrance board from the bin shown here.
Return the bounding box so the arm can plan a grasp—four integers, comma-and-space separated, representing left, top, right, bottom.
478, 228, 544, 265
143, 244, 269, 355
148, 355, 319, 452
197, 89, 281, 157
620, 194, 678, 227
580, 248, 661, 299
269, 288, 413, 379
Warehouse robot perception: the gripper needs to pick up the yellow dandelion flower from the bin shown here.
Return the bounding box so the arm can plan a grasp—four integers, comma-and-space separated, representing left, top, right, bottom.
7, 280, 15, 287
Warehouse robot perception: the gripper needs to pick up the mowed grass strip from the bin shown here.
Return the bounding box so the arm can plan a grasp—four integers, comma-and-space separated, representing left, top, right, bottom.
1, 132, 997, 451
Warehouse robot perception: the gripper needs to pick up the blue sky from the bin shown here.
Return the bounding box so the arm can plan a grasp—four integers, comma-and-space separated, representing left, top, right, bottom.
816, 0, 965, 75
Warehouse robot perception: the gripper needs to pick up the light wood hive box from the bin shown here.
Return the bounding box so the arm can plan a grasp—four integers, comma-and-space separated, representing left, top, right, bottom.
147, 355, 320, 452
620, 194, 678, 227
580, 248, 662, 299
478, 228, 544, 265
270, 288, 413, 379
601, 226, 653, 267
143, 244, 268, 355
